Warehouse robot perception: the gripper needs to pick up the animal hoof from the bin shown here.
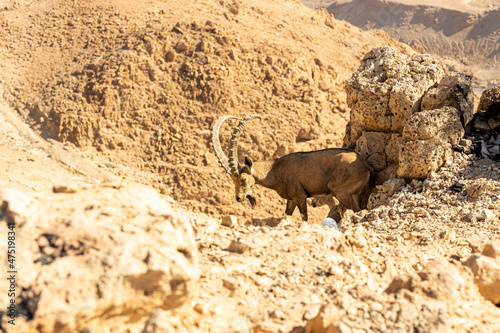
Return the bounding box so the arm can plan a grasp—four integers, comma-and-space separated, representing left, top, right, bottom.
321, 218, 339, 231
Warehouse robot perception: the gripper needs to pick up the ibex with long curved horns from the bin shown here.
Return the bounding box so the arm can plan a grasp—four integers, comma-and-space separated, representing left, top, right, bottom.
212, 114, 374, 222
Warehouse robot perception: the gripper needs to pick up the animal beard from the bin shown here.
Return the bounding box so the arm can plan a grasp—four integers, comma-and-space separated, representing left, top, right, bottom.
247, 195, 257, 208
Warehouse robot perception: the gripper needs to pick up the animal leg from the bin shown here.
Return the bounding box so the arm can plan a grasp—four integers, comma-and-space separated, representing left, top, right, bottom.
297, 198, 308, 221
327, 204, 342, 223
285, 200, 297, 216
350, 192, 362, 212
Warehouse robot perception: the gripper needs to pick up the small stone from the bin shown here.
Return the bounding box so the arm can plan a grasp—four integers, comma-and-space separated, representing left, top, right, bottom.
459, 138, 471, 146
192, 302, 207, 314
303, 304, 321, 321
53, 184, 79, 193
468, 234, 488, 253
466, 183, 485, 198
175, 40, 189, 52
253, 322, 284, 333
221, 215, 238, 228
269, 309, 285, 320
165, 50, 175, 62
352, 214, 364, 223
469, 209, 494, 222
222, 277, 237, 291
482, 240, 500, 259
226, 240, 251, 254
381, 178, 406, 195
396, 300, 418, 322
304, 304, 341, 333
346, 226, 367, 248
413, 207, 431, 218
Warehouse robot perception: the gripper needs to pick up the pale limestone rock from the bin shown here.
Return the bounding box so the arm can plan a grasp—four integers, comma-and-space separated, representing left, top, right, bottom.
221, 215, 238, 228
402, 107, 464, 145
417, 260, 465, 301
397, 139, 452, 179
386, 260, 466, 302
304, 303, 341, 333
345, 46, 445, 142
325, 321, 352, 333
395, 299, 418, 323
464, 253, 500, 304
482, 240, 500, 259
142, 310, 189, 333
0, 185, 198, 333
380, 178, 406, 196
421, 72, 474, 131
385, 133, 402, 164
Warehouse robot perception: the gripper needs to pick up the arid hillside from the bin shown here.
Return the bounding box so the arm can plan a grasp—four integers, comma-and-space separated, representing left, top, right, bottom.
0, 0, 411, 220
303, 0, 500, 85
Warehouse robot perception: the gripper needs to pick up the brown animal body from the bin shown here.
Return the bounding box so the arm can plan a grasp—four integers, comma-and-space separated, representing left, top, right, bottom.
212, 115, 374, 222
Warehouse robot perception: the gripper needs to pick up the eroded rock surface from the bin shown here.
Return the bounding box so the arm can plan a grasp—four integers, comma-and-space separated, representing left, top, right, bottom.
0, 185, 198, 332
345, 46, 445, 141
345, 46, 471, 181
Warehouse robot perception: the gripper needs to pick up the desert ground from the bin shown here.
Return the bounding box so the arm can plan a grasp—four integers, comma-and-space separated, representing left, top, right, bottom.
0, 0, 500, 332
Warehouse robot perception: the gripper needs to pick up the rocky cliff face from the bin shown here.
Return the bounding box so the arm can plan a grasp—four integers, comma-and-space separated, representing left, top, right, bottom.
345, 46, 474, 182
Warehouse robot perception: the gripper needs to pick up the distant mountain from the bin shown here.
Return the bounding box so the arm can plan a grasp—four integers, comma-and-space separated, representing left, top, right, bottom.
304, 0, 500, 85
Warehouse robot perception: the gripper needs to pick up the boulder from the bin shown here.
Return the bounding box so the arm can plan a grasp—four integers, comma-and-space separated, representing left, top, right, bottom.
402, 107, 464, 145
345, 46, 445, 143
386, 260, 465, 302
398, 107, 462, 178
421, 72, 474, 132
478, 85, 500, 111
0, 185, 198, 333
464, 240, 500, 304
397, 139, 452, 179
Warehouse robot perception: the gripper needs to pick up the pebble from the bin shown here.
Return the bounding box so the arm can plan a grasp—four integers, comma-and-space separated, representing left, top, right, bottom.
221, 215, 238, 228
53, 184, 79, 193
222, 277, 237, 291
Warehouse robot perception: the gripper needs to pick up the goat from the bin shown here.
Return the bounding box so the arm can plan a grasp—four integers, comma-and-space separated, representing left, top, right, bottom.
211, 114, 374, 222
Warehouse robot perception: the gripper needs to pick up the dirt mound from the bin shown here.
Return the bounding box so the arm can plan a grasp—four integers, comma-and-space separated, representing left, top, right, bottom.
325, 0, 500, 84
0, 0, 411, 219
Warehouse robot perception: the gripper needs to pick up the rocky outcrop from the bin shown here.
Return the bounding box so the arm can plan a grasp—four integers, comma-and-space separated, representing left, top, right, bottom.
397, 106, 463, 178
345, 46, 445, 142
464, 240, 500, 305
345, 46, 470, 182
421, 72, 474, 133
0, 185, 198, 333
478, 86, 500, 112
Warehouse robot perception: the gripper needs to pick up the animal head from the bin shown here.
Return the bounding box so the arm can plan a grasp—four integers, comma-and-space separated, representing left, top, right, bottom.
231, 157, 257, 207
212, 115, 261, 208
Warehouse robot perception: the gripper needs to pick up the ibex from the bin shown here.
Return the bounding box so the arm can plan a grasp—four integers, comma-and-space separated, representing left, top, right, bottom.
211, 114, 374, 222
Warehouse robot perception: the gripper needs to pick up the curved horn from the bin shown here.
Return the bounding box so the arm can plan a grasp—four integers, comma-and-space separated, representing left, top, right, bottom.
229, 114, 262, 174
212, 115, 240, 174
